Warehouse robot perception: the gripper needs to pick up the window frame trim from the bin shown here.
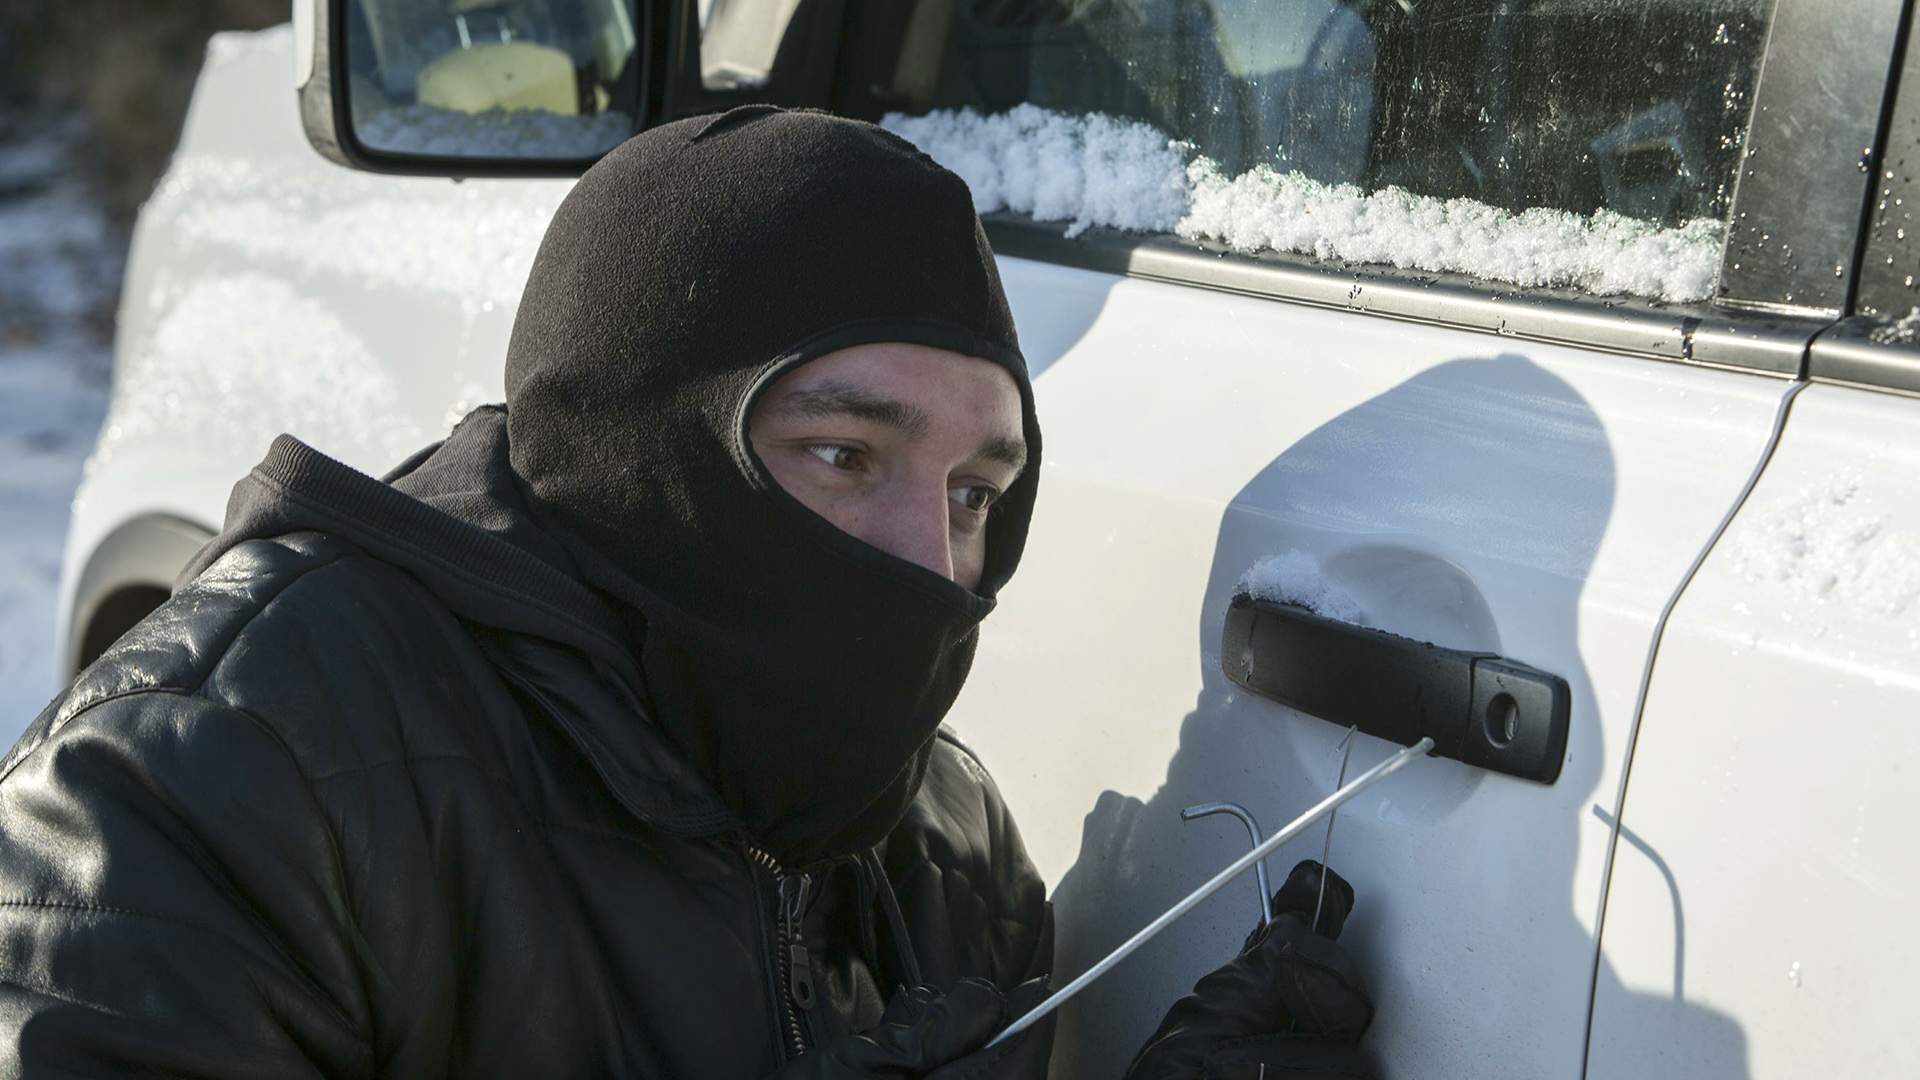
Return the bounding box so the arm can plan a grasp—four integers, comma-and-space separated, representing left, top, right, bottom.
1808, 317, 1920, 397
983, 216, 1823, 376
947, 0, 1904, 381
1714, 0, 1908, 315
1807, 0, 1920, 398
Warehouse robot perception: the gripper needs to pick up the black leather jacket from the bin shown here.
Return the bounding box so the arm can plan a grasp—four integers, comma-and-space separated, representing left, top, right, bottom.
0, 526, 1050, 1076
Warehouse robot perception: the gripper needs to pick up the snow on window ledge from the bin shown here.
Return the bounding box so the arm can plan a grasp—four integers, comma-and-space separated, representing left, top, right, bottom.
882, 105, 1724, 304
883, 104, 1190, 239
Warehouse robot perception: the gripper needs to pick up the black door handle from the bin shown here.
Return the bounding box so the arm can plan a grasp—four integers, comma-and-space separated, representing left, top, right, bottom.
1221, 595, 1570, 784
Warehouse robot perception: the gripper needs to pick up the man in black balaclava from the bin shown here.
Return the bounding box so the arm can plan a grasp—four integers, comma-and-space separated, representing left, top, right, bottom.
503, 102, 1047, 871
0, 105, 1377, 1078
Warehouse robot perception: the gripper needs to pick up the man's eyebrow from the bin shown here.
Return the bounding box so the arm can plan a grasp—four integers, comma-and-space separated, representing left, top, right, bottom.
976, 434, 1028, 474
770, 381, 932, 439
769, 378, 1026, 472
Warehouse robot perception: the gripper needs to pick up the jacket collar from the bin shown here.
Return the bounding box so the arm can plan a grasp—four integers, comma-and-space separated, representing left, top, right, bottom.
182, 412, 739, 838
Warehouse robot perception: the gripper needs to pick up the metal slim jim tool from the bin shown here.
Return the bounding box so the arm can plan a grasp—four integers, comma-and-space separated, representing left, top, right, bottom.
1313, 726, 1359, 932
985, 735, 1435, 1049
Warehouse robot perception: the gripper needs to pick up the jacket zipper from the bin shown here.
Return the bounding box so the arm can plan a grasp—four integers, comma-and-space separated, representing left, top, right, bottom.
494, 662, 825, 1061
498, 664, 817, 1062
746, 843, 815, 1060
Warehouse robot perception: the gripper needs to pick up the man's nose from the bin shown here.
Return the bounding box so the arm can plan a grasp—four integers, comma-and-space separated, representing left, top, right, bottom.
867, 483, 954, 583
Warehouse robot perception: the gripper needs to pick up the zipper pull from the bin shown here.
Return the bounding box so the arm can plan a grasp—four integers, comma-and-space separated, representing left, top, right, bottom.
788, 942, 817, 1011
780, 872, 817, 1012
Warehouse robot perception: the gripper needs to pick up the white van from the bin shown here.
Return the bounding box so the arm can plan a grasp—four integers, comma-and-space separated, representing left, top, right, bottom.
59, 1, 1920, 1076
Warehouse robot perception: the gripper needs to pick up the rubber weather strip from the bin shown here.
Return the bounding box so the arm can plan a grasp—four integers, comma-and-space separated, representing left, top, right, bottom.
1576, 376, 1811, 1078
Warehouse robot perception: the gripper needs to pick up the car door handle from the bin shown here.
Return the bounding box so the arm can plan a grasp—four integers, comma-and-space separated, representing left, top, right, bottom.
1221, 596, 1570, 784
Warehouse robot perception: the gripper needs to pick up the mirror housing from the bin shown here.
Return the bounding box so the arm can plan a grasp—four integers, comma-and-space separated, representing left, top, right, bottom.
295, 0, 649, 177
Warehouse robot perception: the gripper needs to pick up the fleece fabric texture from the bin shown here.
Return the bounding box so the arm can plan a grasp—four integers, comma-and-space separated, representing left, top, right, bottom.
504, 105, 1044, 864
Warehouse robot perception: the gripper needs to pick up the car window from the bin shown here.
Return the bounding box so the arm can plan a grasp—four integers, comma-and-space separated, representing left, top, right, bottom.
344, 0, 640, 159
862, 0, 1773, 303
698, 0, 807, 90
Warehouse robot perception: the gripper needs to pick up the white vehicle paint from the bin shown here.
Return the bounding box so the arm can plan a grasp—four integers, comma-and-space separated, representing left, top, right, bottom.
56, 26, 561, 665
1588, 384, 1920, 1078
951, 256, 1785, 1078
55, 7, 1920, 1080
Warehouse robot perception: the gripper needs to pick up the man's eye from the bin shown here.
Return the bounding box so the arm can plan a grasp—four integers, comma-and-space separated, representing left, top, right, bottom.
805, 444, 866, 471
952, 485, 999, 513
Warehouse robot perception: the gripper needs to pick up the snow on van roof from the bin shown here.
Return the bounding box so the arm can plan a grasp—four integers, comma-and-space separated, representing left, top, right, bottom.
882, 105, 1723, 304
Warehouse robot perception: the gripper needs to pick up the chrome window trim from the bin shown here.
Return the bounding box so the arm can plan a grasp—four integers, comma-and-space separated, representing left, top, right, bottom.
984, 216, 1825, 377
1852, 0, 1920, 318
1808, 316, 1920, 397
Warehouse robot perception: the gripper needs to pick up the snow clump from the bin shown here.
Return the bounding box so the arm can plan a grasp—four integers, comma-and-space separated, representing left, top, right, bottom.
1238, 551, 1370, 626
884, 105, 1724, 303
882, 105, 1190, 238
1729, 471, 1920, 619
1181, 160, 1723, 302
1868, 307, 1920, 345
357, 104, 631, 159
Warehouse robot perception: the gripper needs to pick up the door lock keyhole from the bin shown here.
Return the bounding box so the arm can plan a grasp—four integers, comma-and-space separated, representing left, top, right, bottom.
1485, 692, 1520, 746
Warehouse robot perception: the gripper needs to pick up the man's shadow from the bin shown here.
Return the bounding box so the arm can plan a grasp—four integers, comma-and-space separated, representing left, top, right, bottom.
1044, 353, 1749, 1078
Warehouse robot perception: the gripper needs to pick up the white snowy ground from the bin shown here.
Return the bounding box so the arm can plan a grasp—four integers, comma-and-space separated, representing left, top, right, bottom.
0, 116, 118, 745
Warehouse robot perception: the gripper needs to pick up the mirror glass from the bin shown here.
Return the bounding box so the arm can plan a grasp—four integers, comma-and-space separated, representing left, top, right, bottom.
346, 0, 638, 160
697, 0, 804, 92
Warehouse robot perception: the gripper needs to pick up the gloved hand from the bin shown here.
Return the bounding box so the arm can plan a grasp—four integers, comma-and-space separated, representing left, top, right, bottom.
925, 977, 1053, 1080
769, 976, 1052, 1080
1124, 860, 1377, 1080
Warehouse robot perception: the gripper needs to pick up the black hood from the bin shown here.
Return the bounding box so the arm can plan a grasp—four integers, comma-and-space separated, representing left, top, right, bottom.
180, 410, 632, 681
504, 106, 1042, 864
176, 410, 748, 836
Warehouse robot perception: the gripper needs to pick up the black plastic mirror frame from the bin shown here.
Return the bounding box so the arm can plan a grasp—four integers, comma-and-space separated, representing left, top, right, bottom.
298, 0, 653, 177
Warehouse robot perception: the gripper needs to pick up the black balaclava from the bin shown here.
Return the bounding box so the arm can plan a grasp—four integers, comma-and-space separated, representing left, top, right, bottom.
505, 106, 1042, 866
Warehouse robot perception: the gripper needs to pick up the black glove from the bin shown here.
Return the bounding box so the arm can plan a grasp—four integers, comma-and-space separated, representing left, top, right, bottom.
924, 977, 1053, 1080
769, 977, 1051, 1080
1124, 860, 1377, 1080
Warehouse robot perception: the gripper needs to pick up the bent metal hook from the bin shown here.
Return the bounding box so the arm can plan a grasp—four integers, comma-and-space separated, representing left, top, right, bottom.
986, 736, 1436, 1049
1179, 801, 1273, 928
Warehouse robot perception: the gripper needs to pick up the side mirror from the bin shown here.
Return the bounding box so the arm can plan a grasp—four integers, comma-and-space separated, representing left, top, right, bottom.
295, 0, 649, 175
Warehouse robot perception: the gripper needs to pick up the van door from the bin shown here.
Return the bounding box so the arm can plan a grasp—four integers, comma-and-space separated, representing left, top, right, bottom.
711, 1, 1902, 1077
1588, 6, 1920, 1073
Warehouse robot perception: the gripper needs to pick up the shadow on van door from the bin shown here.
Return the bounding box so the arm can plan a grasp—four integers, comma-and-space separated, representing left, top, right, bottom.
1044, 353, 1749, 1079
997, 253, 1116, 384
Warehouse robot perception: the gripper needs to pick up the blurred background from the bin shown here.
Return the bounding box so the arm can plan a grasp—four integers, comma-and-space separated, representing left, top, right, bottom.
0, 1, 288, 727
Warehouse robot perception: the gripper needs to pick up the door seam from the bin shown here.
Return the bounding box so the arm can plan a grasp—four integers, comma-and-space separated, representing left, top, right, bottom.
1577, 376, 1810, 1077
